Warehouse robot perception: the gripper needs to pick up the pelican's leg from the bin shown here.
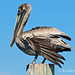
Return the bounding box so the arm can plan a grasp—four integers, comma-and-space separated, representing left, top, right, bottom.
26, 53, 38, 71
32, 53, 38, 64
42, 58, 46, 63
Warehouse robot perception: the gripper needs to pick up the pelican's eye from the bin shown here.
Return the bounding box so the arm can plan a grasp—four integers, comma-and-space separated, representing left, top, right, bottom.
17, 9, 24, 16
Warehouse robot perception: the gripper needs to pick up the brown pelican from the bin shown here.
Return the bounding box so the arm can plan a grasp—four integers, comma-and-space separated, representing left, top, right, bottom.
10, 3, 72, 69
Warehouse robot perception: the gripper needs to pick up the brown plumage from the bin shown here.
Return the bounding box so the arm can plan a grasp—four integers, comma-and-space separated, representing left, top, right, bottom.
10, 3, 72, 69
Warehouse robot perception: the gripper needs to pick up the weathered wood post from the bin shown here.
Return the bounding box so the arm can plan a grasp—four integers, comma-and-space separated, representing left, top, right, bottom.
27, 64, 54, 75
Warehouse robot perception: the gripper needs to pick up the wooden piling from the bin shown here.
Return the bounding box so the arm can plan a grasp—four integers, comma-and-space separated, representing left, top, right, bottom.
27, 64, 54, 75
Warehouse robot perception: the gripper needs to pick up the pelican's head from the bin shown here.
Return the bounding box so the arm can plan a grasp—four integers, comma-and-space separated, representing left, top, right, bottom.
10, 3, 31, 47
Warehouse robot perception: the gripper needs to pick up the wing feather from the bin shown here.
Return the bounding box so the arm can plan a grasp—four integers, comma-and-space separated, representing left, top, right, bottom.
40, 50, 62, 68
21, 27, 72, 68
31, 36, 71, 52
21, 36, 69, 68
23, 27, 71, 41
41, 48, 64, 64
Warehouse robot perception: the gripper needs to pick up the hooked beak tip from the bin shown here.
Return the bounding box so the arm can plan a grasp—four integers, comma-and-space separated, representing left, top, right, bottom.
10, 44, 13, 48
10, 34, 15, 48
10, 40, 14, 48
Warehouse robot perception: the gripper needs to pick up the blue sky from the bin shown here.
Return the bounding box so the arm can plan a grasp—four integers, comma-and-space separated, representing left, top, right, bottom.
0, 0, 75, 75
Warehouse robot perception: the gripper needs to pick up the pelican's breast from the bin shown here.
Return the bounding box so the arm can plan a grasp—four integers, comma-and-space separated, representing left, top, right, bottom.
15, 37, 36, 56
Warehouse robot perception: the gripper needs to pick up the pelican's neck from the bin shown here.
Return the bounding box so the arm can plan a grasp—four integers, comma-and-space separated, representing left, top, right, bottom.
16, 4, 31, 37
16, 23, 24, 37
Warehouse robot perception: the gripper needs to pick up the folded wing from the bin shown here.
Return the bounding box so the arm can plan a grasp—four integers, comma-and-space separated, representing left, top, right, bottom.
21, 27, 72, 68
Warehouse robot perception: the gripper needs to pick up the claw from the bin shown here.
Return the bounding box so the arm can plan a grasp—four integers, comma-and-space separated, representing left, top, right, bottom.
26, 62, 35, 71
26, 54, 38, 71
42, 58, 46, 63
26, 64, 29, 71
